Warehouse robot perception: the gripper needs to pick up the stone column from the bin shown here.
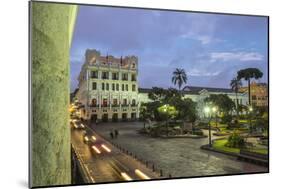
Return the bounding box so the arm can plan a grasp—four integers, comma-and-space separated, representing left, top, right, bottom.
31, 2, 77, 187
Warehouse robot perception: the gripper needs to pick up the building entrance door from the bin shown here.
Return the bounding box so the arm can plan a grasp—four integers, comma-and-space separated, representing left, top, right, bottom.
102, 114, 108, 122
112, 113, 118, 122
122, 113, 127, 121
131, 113, 136, 120
91, 114, 97, 123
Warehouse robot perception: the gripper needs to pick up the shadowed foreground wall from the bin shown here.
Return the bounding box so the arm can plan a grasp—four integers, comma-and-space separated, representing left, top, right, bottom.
31, 2, 77, 187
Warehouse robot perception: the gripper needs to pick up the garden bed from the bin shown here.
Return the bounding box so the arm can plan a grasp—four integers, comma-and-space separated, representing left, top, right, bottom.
159, 134, 207, 139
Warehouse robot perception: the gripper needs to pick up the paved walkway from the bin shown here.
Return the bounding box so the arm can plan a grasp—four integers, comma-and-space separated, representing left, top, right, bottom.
92, 121, 268, 178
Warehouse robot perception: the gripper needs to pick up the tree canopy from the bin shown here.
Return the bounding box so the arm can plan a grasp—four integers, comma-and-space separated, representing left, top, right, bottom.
237, 68, 263, 81
172, 68, 187, 91
204, 94, 235, 115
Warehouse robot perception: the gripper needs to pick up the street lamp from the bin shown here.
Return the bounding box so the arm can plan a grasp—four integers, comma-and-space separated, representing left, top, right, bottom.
212, 107, 218, 129
248, 106, 253, 133
204, 106, 212, 147
204, 106, 218, 147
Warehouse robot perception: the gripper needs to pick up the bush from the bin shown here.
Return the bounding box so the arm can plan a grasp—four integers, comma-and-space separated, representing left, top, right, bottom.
221, 114, 232, 124
226, 132, 245, 148
192, 130, 204, 136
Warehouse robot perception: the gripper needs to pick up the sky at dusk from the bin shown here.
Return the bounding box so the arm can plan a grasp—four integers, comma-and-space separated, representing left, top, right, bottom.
70, 5, 268, 92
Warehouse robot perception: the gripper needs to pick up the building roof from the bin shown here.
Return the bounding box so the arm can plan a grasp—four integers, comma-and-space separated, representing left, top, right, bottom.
139, 86, 238, 95
183, 86, 234, 93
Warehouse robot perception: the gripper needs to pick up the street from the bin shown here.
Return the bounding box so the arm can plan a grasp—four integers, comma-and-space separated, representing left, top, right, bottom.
71, 122, 160, 183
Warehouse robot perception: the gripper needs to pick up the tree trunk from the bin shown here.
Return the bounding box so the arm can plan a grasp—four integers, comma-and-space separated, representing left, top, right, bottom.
248, 79, 251, 105
235, 92, 239, 120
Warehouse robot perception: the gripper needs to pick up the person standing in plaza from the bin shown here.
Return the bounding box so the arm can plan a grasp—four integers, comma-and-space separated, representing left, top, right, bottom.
114, 129, 119, 139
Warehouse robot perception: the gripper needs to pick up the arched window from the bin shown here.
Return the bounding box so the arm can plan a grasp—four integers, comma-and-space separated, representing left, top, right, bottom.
132, 99, 136, 106
91, 99, 97, 107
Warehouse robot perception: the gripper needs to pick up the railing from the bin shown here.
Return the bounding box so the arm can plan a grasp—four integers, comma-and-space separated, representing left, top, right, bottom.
101, 104, 109, 107
89, 104, 99, 107
71, 145, 95, 183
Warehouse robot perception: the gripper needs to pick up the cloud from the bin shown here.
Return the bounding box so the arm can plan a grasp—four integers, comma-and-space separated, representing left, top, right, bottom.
187, 68, 220, 76
180, 33, 222, 45
210, 52, 264, 62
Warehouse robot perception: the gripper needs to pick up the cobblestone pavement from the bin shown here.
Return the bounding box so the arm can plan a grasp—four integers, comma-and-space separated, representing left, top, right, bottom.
92, 121, 268, 178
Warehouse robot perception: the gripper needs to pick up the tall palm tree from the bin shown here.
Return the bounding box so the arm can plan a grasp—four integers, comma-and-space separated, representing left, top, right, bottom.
172, 68, 187, 95
237, 68, 263, 105
230, 77, 242, 118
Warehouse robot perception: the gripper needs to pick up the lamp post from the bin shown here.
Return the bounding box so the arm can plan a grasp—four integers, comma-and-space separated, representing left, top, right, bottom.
204, 106, 217, 147
212, 107, 218, 130
204, 107, 212, 147
248, 106, 253, 133
163, 105, 168, 136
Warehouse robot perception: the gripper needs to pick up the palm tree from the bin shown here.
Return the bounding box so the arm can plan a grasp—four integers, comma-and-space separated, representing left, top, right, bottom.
172, 68, 187, 95
237, 68, 263, 105
230, 77, 242, 119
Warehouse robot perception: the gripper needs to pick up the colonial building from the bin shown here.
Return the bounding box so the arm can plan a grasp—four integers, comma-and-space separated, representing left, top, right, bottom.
139, 86, 248, 118
76, 49, 248, 122
239, 82, 268, 107
76, 49, 139, 122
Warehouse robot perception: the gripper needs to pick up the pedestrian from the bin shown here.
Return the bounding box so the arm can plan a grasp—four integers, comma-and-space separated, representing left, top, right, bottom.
114, 129, 119, 138
110, 130, 114, 139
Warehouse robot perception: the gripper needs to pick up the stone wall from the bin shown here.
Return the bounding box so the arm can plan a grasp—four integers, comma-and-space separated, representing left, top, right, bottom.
31, 2, 77, 187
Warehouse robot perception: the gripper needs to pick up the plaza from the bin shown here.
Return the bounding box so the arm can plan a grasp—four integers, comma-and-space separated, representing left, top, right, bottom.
91, 121, 268, 178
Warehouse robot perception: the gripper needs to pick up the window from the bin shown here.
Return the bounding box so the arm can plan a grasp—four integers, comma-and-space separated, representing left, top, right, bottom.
112, 72, 119, 80
112, 83, 115, 91
126, 84, 128, 91
252, 95, 257, 100
131, 74, 136, 81
91, 99, 97, 107
103, 99, 108, 107
113, 99, 118, 106
123, 99, 127, 105
102, 83, 105, 90
132, 84, 136, 91
132, 99, 136, 106
106, 83, 109, 91
92, 82, 97, 90
122, 84, 124, 91
116, 84, 119, 91
90, 71, 98, 78
122, 73, 128, 81
102, 72, 108, 79
132, 63, 136, 68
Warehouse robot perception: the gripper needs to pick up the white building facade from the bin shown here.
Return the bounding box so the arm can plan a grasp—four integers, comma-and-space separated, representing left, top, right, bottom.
76, 49, 139, 122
